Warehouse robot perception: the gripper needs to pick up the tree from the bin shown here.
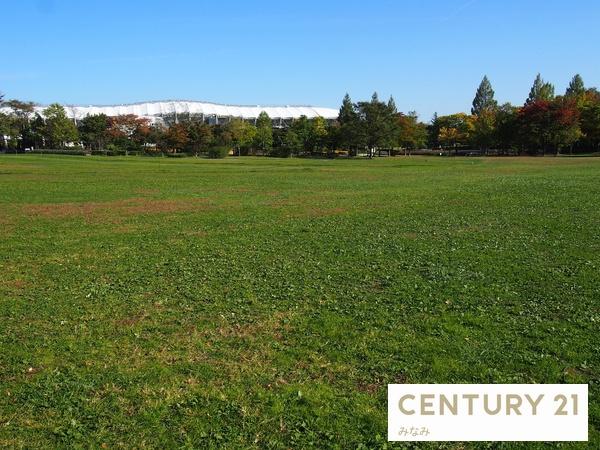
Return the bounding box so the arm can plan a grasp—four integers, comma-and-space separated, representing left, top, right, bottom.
224, 118, 256, 155
4, 100, 36, 150
78, 114, 109, 151
107, 114, 150, 154
281, 128, 303, 157
42, 103, 78, 148
145, 124, 167, 154
471, 109, 496, 152
395, 111, 427, 154
386, 95, 400, 150
470, 77, 499, 153
29, 114, 46, 149
436, 113, 474, 153
428, 112, 440, 148
309, 116, 328, 155
253, 112, 273, 154
165, 123, 189, 152
0, 112, 13, 149
471, 75, 498, 115
495, 103, 519, 154
518, 98, 581, 155
546, 98, 581, 154
186, 121, 214, 156
356, 92, 396, 157
289, 115, 311, 155
526, 73, 555, 105
580, 90, 600, 151
336, 93, 363, 155
565, 74, 585, 99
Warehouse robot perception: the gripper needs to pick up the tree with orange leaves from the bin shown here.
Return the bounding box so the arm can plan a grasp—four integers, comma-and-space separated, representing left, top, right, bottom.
107, 114, 151, 155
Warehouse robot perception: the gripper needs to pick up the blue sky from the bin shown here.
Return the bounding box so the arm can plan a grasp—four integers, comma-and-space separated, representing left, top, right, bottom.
2, 0, 599, 121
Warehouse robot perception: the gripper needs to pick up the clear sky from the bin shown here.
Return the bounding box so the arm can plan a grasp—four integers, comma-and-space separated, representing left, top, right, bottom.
2, 0, 599, 121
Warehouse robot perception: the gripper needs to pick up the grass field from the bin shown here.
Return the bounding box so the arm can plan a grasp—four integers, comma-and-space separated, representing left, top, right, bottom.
1, 155, 599, 448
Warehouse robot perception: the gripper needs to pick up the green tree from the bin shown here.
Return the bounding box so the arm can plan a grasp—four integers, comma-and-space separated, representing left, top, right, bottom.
281, 128, 303, 157
4, 100, 36, 149
336, 93, 363, 156
580, 90, 600, 151
428, 112, 440, 148
386, 96, 400, 150
565, 74, 585, 99
289, 115, 312, 155
224, 119, 256, 156
525, 73, 555, 105
186, 121, 214, 156
357, 92, 396, 157
309, 116, 328, 155
78, 114, 109, 151
495, 103, 519, 154
471, 75, 498, 115
471, 110, 496, 152
42, 103, 78, 148
253, 112, 273, 154
0, 112, 13, 149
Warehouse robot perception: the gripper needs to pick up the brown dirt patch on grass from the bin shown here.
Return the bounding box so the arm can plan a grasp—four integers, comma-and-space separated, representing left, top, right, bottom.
21, 197, 209, 222
211, 311, 294, 342
116, 311, 148, 327
2, 279, 29, 292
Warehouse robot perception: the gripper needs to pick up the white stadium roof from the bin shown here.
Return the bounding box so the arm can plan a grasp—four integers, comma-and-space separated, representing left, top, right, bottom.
16, 100, 339, 121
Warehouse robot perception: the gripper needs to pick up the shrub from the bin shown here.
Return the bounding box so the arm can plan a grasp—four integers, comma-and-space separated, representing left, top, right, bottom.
207, 146, 230, 159
30, 149, 87, 156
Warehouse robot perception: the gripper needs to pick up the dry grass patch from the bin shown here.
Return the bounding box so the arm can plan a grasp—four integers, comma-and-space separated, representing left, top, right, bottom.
21, 197, 209, 222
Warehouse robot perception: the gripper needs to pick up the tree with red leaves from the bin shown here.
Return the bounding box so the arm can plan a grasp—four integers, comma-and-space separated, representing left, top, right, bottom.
518, 98, 580, 155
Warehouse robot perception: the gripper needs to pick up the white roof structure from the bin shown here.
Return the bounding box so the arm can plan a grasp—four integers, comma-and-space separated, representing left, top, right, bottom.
15, 100, 339, 121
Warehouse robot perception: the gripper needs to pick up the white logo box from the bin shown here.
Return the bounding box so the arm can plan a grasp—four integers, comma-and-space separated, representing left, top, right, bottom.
388, 384, 588, 441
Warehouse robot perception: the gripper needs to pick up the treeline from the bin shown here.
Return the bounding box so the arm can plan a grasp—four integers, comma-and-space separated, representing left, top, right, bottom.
431, 74, 600, 155
1, 73, 600, 157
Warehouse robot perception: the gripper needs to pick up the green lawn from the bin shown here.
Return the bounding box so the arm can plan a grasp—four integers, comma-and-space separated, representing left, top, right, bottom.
1, 155, 599, 448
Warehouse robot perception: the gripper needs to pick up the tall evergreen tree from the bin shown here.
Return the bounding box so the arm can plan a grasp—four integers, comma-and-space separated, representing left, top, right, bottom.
386, 95, 400, 148
428, 112, 440, 148
565, 74, 585, 98
338, 93, 355, 124
471, 75, 497, 115
525, 73, 555, 105
387, 95, 397, 114
337, 93, 362, 155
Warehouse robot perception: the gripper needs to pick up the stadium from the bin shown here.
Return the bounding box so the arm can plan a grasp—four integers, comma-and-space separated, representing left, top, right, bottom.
22, 100, 340, 126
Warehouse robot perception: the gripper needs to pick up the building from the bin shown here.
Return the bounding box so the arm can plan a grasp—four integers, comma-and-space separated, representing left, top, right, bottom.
18, 100, 339, 126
